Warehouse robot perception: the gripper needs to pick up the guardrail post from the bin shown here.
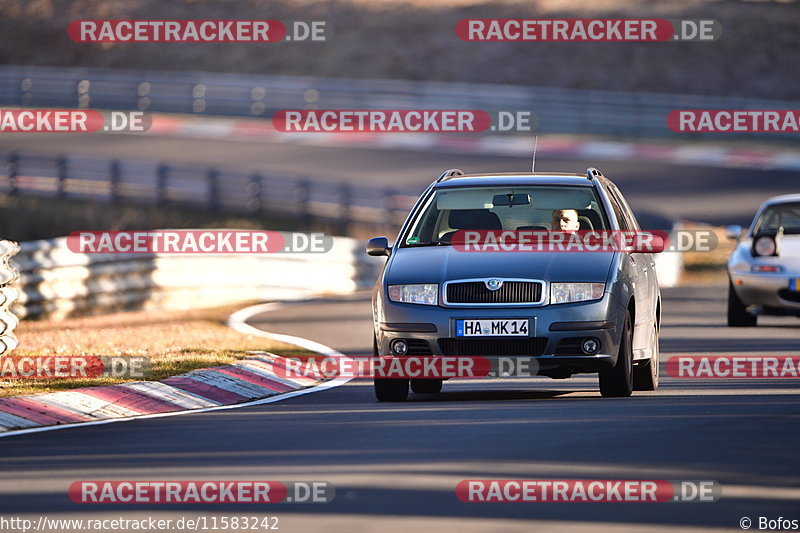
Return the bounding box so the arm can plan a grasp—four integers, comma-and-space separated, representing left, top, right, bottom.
156, 163, 168, 206
247, 173, 262, 214
109, 159, 121, 204
7, 153, 19, 196
295, 179, 311, 224
207, 167, 219, 211
56, 155, 68, 199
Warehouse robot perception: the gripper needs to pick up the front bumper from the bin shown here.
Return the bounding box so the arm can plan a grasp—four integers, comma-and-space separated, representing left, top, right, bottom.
375, 292, 626, 375
729, 271, 800, 313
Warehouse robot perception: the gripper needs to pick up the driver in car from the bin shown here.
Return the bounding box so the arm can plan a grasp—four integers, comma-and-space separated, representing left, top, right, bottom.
551, 209, 581, 232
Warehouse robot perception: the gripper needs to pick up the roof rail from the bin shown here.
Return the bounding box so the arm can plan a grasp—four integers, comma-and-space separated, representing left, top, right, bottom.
437, 168, 465, 182
586, 167, 604, 181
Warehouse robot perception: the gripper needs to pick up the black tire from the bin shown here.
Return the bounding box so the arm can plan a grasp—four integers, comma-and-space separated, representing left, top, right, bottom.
600, 311, 634, 397
373, 336, 409, 401
633, 323, 659, 391
374, 377, 410, 401
411, 378, 443, 394
727, 281, 756, 327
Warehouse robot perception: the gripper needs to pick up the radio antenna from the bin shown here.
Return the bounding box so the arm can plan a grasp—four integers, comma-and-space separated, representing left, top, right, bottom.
531, 135, 539, 173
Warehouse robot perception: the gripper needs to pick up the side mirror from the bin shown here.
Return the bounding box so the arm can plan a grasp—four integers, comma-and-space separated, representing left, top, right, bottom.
725, 225, 743, 240
366, 236, 391, 257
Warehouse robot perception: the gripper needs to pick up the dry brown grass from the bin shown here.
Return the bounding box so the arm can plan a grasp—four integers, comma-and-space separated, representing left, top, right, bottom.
0, 303, 311, 397
679, 223, 736, 286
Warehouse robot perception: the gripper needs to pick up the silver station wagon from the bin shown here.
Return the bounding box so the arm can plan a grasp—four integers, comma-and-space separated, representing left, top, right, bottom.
368, 168, 661, 401
726, 194, 800, 326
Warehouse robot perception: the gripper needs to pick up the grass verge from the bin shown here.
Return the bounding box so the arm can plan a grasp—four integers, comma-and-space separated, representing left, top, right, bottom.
679, 223, 735, 286
1, 303, 314, 397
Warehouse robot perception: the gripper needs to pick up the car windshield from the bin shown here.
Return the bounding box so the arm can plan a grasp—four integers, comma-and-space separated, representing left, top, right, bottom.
402, 185, 609, 246
753, 202, 800, 235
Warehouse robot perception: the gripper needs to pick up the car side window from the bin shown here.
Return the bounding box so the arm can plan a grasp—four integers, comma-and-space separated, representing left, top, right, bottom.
610, 186, 641, 231
605, 188, 630, 231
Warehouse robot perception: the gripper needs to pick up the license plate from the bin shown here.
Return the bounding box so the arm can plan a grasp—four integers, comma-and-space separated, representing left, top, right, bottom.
456, 319, 529, 337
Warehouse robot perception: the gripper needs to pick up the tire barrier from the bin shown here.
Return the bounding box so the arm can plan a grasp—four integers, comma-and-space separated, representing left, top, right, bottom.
0, 240, 20, 354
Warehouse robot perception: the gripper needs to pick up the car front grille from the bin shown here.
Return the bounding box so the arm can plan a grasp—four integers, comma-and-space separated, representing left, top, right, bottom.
553, 337, 585, 355
445, 281, 543, 304
438, 337, 547, 356
405, 339, 433, 355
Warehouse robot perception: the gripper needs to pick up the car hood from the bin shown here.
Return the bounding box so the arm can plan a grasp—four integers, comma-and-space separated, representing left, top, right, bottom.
387, 246, 616, 284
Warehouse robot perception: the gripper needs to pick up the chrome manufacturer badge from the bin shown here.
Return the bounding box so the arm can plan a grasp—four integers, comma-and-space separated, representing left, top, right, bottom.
485, 279, 503, 291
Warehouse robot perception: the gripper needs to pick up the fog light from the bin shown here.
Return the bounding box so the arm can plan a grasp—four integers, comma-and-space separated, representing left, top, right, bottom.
390, 339, 409, 355
581, 338, 600, 354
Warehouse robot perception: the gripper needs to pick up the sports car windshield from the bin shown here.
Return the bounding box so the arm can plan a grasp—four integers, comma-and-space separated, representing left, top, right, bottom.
402, 185, 609, 246
753, 202, 800, 235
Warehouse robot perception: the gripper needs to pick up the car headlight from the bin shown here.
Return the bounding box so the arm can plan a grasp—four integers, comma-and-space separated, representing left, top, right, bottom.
551, 282, 605, 304
388, 284, 438, 305
753, 235, 777, 257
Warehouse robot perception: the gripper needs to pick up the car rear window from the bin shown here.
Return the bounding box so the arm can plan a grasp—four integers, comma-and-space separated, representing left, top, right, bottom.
402, 185, 609, 246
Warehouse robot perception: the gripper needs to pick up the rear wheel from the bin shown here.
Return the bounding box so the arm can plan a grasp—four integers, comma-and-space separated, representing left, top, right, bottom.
600, 311, 633, 397
728, 281, 757, 327
633, 322, 659, 391
411, 379, 443, 394
373, 336, 409, 401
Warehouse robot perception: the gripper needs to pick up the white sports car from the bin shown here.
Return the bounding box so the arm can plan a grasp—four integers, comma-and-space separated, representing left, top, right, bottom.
726, 194, 800, 326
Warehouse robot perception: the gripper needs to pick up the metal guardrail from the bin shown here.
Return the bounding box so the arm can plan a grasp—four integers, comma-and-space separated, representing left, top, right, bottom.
2, 65, 799, 139
7, 230, 679, 324
0, 151, 420, 232
10, 234, 383, 320
0, 240, 20, 354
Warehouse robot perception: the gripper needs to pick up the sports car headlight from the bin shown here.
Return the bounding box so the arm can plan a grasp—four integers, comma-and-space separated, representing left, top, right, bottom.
551, 283, 605, 304
388, 284, 438, 305
753, 235, 777, 257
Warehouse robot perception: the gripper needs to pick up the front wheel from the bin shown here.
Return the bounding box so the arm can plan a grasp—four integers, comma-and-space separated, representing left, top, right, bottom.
633, 322, 659, 391
727, 281, 757, 327
374, 378, 409, 401
599, 311, 633, 397
373, 336, 409, 401
411, 378, 443, 394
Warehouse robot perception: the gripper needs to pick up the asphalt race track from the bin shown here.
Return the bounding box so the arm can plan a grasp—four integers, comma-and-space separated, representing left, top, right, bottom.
1, 131, 798, 225
1, 284, 799, 532
1, 130, 799, 531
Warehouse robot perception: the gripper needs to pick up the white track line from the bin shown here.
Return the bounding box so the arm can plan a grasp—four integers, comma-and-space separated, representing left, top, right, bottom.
227, 302, 349, 358
0, 301, 352, 439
